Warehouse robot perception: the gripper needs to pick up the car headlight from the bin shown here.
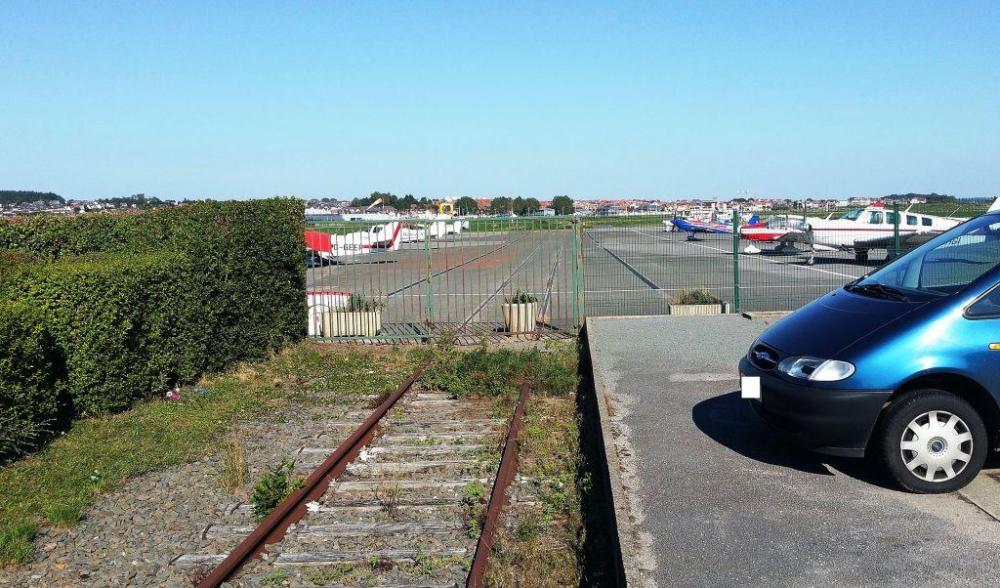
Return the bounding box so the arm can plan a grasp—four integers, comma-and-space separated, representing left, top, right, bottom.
776, 356, 855, 382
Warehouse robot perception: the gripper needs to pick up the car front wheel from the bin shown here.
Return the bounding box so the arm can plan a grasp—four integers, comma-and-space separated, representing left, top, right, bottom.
875, 389, 987, 493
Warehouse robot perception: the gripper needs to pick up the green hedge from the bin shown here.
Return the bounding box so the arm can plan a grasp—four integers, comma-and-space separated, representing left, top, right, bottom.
0, 302, 65, 462
0, 199, 306, 458
1, 254, 207, 415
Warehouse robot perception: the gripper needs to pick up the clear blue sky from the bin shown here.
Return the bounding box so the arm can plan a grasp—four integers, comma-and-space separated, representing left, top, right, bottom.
2, 1, 998, 200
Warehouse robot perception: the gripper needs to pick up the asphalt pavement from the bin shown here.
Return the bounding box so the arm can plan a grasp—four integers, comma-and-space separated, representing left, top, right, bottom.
588, 315, 1000, 587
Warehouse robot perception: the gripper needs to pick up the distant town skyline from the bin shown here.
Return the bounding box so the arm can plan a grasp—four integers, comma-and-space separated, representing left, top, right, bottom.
3, 2, 997, 200
3, 189, 996, 204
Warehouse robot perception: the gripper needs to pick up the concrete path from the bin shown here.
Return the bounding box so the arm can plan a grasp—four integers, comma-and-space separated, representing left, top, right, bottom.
588, 315, 1000, 587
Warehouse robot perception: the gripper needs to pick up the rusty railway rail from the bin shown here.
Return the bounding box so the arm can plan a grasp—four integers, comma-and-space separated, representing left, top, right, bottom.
197, 357, 533, 587
466, 380, 531, 587
197, 358, 431, 587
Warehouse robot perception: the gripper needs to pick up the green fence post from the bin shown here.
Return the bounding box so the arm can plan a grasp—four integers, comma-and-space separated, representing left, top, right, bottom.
572, 218, 584, 331
893, 200, 900, 259
424, 223, 433, 323
732, 209, 741, 314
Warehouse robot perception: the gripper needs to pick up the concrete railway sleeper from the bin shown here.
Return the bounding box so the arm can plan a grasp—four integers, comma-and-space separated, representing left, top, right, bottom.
173, 362, 534, 587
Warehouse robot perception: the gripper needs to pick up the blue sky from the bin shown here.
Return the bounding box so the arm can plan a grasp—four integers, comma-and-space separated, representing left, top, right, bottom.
2, 1, 998, 200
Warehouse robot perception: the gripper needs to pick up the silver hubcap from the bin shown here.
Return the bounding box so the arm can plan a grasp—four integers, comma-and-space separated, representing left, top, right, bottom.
900, 410, 973, 483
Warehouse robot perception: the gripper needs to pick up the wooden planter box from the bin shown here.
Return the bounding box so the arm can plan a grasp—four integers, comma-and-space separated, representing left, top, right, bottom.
502, 302, 537, 333
668, 303, 725, 316
321, 310, 382, 337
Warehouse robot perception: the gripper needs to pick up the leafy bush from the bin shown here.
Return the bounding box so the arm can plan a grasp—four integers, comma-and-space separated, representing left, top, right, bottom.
673, 288, 721, 305
504, 290, 538, 304
0, 302, 66, 461
251, 459, 304, 521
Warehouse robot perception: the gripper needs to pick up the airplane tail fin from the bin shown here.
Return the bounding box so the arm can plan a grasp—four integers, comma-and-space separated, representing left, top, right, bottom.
988, 196, 1000, 213
747, 214, 760, 225
304, 230, 333, 254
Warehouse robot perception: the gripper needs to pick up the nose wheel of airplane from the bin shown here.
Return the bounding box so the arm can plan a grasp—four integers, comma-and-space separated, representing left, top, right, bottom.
855, 250, 869, 263
806, 255, 815, 266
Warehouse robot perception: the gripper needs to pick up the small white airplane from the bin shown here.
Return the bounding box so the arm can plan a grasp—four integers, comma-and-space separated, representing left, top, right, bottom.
740, 200, 997, 264
304, 221, 403, 261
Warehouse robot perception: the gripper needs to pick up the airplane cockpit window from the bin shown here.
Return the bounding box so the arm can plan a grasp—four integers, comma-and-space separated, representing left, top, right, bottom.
869, 211, 884, 224
841, 209, 863, 221
907, 215, 918, 226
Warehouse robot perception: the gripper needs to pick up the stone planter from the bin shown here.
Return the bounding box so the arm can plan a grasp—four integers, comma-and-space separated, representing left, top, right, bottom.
322, 310, 382, 337
668, 303, 725, 316
502, 302, 536, 333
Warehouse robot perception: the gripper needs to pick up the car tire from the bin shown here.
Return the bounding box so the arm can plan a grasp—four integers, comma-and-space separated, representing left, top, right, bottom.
874, 389, 987, 493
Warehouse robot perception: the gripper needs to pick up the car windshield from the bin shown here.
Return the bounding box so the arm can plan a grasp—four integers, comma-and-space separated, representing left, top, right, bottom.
856, 214, 1000, 299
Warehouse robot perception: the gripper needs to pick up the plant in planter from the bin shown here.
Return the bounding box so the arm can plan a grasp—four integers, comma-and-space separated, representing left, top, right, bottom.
669, 288, 725, 316
502, 290, 538, 334
322, 293, 385, 337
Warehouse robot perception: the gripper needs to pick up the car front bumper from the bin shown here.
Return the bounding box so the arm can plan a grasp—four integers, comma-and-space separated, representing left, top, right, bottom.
739, 357, 892, 458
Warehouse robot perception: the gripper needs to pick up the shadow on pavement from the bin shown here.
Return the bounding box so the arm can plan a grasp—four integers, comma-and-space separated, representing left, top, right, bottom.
692, 391, 893, 487
695, 391, 1000, 492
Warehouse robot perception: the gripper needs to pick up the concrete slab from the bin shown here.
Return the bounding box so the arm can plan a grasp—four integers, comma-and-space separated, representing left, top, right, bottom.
588, 315, 1000, 587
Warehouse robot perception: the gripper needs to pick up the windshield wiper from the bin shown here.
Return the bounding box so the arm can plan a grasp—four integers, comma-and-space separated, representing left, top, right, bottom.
845, 282, 910, 302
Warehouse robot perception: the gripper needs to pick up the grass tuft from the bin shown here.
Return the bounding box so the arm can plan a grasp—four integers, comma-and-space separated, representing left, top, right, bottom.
220, 433, 249, 495
43, 502, 84, 527
0, 523, 36, 567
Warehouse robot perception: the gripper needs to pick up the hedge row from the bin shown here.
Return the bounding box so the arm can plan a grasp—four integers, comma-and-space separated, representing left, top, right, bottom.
0, 199, 307, 460
0, 302, 65, 459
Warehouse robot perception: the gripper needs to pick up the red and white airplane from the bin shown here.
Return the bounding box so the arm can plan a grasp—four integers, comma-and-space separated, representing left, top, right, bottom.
304, 221, 403, 261
738, 201, 996, 263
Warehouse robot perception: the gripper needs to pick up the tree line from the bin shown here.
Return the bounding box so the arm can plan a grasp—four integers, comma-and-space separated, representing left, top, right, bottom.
0, 191, 64, 205
94, 193, 170, 209
337, 192, 575, 216
884, 193, 958, 203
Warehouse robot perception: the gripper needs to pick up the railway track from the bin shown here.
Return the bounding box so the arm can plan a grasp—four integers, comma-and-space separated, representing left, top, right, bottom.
172, 362, 531, 587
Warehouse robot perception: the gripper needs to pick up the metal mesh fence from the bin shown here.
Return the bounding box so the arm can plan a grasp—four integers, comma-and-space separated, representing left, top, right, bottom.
304, 200, 993, 340
305, 217, 579, 342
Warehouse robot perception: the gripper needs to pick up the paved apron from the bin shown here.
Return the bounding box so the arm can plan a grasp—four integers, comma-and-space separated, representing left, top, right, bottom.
588, 315, 1000, 587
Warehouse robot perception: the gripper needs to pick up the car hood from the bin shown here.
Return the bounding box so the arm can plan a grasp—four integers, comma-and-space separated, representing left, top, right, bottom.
759, 289, 919, 359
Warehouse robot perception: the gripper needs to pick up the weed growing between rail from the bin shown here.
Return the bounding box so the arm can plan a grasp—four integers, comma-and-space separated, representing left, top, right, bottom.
251, 459, 305, 521
0, 342, 420, 568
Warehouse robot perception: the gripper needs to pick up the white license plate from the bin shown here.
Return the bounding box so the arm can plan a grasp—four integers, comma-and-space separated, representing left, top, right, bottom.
741, 376, 761, 400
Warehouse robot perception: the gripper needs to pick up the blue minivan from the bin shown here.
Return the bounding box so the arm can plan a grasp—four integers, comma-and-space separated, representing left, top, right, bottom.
740, 210, 1000, 493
